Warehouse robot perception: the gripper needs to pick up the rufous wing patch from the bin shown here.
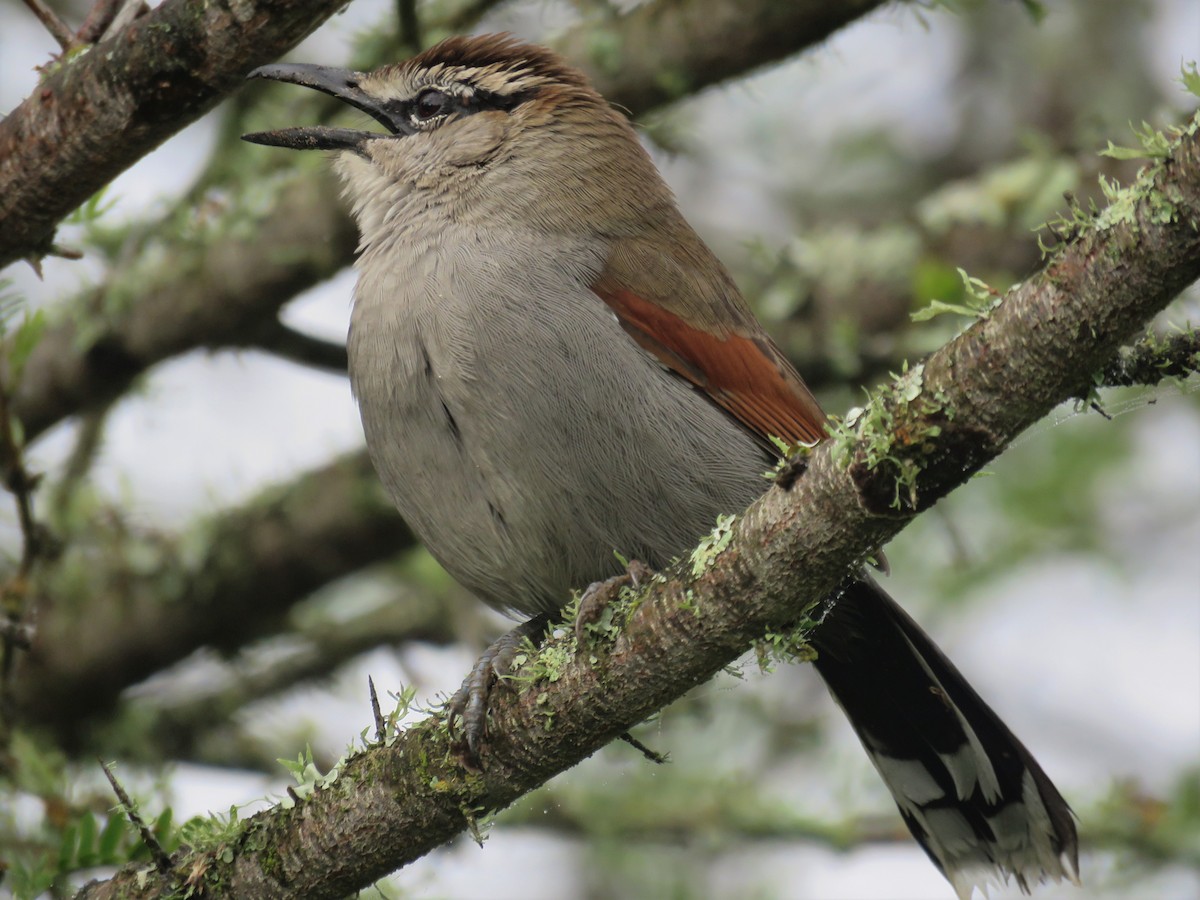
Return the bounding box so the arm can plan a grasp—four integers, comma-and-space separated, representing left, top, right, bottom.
594, 284, 827, 448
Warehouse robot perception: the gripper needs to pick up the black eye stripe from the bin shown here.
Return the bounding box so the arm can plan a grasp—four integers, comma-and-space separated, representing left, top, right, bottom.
475, 87, 539, 112
379, 85, 543, 133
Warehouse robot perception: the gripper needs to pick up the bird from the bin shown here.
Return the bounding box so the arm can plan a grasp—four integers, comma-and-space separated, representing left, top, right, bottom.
243, 33, 1079, 899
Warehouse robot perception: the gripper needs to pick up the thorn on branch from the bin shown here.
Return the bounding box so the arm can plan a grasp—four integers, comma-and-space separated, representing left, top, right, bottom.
369, 676, 386, 742
98, 757, 174, 875
48, 243, 84, 261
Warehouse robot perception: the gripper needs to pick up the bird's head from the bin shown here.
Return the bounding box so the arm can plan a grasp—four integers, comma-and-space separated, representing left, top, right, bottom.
243, 35, 663, 239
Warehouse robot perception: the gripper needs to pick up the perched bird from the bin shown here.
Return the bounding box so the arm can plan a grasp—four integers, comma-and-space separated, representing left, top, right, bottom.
244, 34, 1078, 898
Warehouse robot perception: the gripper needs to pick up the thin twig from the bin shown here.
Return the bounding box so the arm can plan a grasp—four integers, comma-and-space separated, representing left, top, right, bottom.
50, 397, 113, 521
21, 0, 76, 50
98, 757, 173, 875
250, 321, 348, 373
76, 0, 124, 43
0, 346, 46, 742
619, 731, 668, 764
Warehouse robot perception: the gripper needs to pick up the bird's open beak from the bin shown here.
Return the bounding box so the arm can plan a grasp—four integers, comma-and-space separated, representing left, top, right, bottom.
241, 63, 400, 152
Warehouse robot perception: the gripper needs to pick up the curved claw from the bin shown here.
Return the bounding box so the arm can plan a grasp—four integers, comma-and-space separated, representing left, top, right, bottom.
574, 559, 653, 646
446, 613, 552, 767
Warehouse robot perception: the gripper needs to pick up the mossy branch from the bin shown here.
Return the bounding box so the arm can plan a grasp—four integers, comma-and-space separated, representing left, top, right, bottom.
70, 107, 1200, 900
1097, 328, 1200, 387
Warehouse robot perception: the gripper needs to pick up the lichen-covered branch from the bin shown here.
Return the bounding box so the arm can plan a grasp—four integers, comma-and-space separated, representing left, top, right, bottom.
0, 0, 349, 271
1098, 328, 1200, 387
71, 111, 1200, 900
14, 164, 357, 442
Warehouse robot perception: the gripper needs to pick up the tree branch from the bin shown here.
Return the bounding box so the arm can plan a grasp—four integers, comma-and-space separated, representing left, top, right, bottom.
13, 169, 358, 441
71, 114, 1200, 900
0, 0, 349, 271
16, 451, 414, 746
559, 0, 887, 113
21, 0, 77, 50
105, 585, 458, 768
1098, 328, 1200, 387
245, 321, 349, 373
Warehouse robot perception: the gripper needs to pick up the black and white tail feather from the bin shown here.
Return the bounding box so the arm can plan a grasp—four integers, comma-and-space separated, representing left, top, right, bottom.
812, 579, 1079, 899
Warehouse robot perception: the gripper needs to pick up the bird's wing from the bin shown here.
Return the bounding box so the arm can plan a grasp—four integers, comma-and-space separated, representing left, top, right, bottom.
593, 234, 827, 448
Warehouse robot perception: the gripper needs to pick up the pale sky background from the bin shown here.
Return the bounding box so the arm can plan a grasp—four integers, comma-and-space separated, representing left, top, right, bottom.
1, 0, 1198, 898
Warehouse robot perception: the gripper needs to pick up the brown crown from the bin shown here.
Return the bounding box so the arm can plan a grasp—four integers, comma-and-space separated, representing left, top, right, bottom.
400, 33, 590, 90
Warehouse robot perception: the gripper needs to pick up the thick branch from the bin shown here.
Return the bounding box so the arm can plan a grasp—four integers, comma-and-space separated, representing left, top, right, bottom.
0, 0, 347, 270
10, 0, 886, 442
16, 451, 414, 745
560, 0, 886, 112
72, 118, 1200, 900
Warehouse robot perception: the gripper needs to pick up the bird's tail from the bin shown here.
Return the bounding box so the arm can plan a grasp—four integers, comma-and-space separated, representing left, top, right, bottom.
810, 579, 1079, 899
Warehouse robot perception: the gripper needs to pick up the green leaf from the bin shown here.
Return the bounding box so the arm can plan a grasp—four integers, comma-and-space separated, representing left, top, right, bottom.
58, 821, 79, 871
65, 184, 118, 225
8, 309, 46, 383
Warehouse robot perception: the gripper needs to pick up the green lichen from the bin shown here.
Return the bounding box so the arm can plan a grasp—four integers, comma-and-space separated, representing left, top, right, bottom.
911, 268, 1003, 322
828, 362, 954, 510
756, 619, 820, 672
1041, 95, 1200, 257
689, 514, 736, 578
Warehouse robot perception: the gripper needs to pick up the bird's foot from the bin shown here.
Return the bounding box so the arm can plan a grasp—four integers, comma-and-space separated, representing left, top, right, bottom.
447, 613, 552, 769
574, 559, 654, 646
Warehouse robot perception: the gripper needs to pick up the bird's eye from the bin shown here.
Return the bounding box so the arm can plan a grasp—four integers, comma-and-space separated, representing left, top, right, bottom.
412, 89, 451, 123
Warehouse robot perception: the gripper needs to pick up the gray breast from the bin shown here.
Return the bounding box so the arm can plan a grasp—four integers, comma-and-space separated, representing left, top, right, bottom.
348, 229, 768, 617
